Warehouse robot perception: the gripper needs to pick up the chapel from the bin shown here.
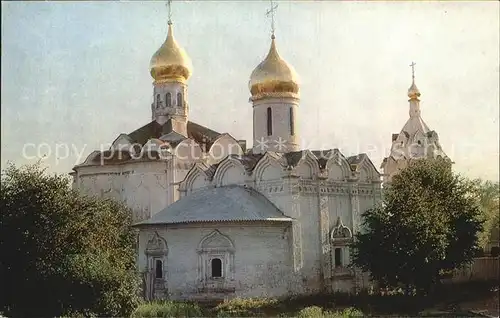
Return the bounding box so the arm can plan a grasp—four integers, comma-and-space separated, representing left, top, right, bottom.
70, 6, 384, 300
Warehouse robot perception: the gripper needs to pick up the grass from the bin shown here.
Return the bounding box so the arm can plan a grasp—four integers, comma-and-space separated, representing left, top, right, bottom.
131, 280, 499, 317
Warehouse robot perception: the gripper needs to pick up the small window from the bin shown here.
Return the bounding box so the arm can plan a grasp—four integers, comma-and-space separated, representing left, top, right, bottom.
491, 246, 500, 257
166, 92, 172, 107
156, 94, 161, 108
177, 92, 183, 107
211, 258, 222, 278
289, 107, 295, 136
417, 140, 421, 145
334, 248, 342, 268
267, 107, 272, 136
155, 259, 163, 279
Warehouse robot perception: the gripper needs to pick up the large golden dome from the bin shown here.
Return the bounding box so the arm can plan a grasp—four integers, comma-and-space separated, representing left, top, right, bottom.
150, 23, 193, 84
249, 36, 300, 100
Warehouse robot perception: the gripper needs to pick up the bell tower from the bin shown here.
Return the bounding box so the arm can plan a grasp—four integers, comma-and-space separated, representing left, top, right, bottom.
149, 0, 192, 136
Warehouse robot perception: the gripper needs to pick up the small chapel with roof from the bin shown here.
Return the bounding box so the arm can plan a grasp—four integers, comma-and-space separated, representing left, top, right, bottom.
70, 3, 451, 300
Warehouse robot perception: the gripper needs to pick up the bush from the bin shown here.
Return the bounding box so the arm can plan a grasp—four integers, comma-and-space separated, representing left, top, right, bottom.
131, 301, 203, 318
297, 306, 364, 318
214, 297, 278, 316
0, 163, 140, 317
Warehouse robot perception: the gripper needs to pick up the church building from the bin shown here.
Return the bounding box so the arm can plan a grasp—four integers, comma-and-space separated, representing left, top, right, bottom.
70, 7, 383, 300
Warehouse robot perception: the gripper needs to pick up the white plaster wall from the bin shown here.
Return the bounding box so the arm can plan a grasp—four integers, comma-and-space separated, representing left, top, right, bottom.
219, 165, 246, 186
138, 224, 292, 300
252, 98, 300, 154
207, 136, 244, 165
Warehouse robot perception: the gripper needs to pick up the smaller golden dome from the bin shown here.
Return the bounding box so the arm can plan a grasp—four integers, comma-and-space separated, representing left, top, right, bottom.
408, 81, 421, 99
150, 23, 192, 84
249, 36, 300, 100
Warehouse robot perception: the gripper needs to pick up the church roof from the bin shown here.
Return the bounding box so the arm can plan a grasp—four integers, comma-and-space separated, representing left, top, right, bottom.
133, 185, 293, 226
128, 120, 221, 149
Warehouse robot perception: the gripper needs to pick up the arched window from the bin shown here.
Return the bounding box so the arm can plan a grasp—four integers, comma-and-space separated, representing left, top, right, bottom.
177, 92, 183, 107
166, 92, 172, 107
334, 248, 342, 268
156, 94, 160, 109
267, 107, 272, 136
289, 107, 295, 136
211, 258, 222, 278
155, 259, 163, 279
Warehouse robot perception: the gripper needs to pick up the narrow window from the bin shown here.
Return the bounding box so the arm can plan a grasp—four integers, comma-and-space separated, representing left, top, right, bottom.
155, 259, 163, 279
156, 94, 160, 108
334, 248, 342, 268
289, 107, 295, 136
267, 107, 272, 136
177, 92, 183, 107
211, 258, 222, 278
166, 92, 172, 107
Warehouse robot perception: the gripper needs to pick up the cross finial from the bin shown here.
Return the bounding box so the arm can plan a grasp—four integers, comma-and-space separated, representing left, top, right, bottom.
166, 0, 172, 25
266, 0, 279, 39
410, 61, 416, 82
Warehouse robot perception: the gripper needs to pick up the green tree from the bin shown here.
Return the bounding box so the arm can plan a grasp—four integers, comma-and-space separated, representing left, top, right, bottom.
470, 179, 499, 252
0, 163, 141, 317
352, 158, 483, 293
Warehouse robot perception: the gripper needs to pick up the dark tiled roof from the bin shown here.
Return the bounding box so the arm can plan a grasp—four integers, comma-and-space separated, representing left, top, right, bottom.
127, 120, 221, 149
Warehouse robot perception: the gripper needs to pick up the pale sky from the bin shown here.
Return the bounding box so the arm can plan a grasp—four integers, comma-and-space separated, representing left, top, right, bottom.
1, 1, 499, 181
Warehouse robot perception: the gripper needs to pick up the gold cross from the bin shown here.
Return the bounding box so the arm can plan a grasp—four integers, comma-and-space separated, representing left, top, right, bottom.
410, 61, 416, 80
266, 0, 279, 38
166, 0, 172, 25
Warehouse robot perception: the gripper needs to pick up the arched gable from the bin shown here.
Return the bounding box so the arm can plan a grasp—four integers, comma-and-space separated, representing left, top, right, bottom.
325, 149, 350, 181
213, 156, 246, 186
207, 133, 244, 165
180, 162, 210, 192
198, 230, 235, 252
252, 152, 284, 182
295, 150, 320, 179
111, 133, 133, 151
173, 138, 203, 161
82, 150, 101, 165
356, 156, 380, 183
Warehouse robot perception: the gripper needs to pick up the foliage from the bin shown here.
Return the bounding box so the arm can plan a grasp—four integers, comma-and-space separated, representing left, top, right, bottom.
131, 300, 203, 318
470, 179, 500, 251
352, 158, 483, 293
0, 163, 141, 317
214, 297, 278, 316
297, 306, 364, 318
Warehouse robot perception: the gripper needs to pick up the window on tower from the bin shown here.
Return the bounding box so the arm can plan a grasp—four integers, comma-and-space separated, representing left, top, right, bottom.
177, 92, 183, 107
267, 107, 272, 136
166, 92, 172, 107
289, 107, 295, 136
156, 94, 160, 108
334, 248, 342, 268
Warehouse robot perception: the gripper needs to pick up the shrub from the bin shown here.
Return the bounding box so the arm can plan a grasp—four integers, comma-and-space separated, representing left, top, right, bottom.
131, 301, 203, 318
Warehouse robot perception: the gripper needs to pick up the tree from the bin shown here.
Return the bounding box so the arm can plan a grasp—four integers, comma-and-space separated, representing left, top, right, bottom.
352, 158, 483, 293
0, 163, 140, 317
470, 179, 499, 253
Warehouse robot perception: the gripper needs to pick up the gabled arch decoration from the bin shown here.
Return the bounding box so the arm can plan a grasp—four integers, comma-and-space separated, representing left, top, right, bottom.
325, 149, 351, 181
179, 162, 211, 192
213, 156, 246, 186
252, 152, 284, 182
294, 150, 321, 178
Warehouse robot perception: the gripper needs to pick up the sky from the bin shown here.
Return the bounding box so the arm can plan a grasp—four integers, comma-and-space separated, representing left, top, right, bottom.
1, 1, 499, 181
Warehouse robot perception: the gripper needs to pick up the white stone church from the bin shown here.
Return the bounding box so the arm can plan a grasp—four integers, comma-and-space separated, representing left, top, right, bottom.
70, 13, 448, 300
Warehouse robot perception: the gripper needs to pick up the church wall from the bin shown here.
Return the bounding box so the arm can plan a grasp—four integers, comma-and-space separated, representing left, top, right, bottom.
207, 135, 244, 166
140, 223, 292, 300
296, 192, 323, 293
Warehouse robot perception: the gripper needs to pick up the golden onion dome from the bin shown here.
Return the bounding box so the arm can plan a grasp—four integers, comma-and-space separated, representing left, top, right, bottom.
407, 81, 421, 99
249, 36, 300, 100
150, 23, 192, 84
